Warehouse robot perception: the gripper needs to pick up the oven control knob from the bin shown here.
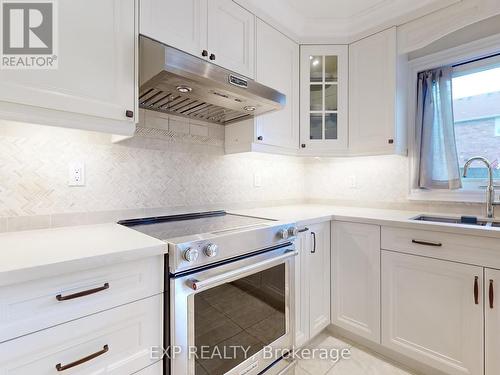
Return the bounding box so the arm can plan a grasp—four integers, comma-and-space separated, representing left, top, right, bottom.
288, 226, 299, 237
204, 243, 218, 257
278, 228, 289, 240
183, 248, 199, 262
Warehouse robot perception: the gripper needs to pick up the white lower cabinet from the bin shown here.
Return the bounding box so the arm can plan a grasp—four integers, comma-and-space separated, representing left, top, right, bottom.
485, 268, 500, 375
294, 221, 331, 346
0, 256, 163, 343
0, 295, 162, 374
331, 222, 380, 343
294, 229, 310, 348
382, 251, 484, 375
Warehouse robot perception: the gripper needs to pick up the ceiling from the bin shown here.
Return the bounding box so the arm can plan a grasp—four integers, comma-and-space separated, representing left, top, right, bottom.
287, 0, 391, 19
235, 0, 463, 42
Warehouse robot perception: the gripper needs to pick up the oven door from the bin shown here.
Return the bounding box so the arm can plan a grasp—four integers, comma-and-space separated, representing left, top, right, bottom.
171, 243, 296, 375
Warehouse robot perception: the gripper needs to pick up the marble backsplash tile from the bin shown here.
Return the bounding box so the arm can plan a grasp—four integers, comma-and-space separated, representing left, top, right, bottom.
0, 113, 305, 231
0, 112, 491, 233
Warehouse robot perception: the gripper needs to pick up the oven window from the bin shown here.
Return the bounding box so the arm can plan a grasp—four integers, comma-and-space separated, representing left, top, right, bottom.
194, 264, 286, 375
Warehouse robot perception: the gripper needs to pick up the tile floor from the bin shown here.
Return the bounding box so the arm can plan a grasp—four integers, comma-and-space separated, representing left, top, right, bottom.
296, 332, 416, 375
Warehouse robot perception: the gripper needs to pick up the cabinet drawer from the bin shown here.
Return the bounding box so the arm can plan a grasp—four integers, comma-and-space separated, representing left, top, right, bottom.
0, 256, 163, 342
381, 226, 500, 268
0, 295, 162, 375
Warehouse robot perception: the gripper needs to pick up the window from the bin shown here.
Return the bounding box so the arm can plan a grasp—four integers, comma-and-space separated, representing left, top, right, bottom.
409, 41, 500, 202
452, 55, 500, 187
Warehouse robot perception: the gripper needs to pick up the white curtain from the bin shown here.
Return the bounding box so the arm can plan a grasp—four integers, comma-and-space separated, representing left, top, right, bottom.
416, 67, 462, 190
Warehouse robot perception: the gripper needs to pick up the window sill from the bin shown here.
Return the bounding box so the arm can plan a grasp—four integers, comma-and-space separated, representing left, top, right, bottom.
409, 189, 488, 204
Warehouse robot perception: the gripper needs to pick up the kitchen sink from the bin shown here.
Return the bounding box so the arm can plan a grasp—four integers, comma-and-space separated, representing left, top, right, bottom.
412, 215, 500, 227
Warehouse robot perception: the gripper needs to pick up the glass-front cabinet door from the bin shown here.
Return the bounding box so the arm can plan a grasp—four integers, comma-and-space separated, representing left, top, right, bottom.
300, 45, 348, 153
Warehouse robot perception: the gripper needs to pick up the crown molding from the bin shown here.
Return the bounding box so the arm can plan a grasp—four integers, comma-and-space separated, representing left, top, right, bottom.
235, 0, 463, 44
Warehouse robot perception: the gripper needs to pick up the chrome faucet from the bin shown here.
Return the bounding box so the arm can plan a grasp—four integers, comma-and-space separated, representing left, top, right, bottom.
463, 157, 500, 218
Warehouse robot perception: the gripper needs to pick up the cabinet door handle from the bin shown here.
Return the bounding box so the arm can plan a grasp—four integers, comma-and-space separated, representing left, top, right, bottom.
298, 227, 309, 233
209, 53, 216, 61
125, 110, 134, 118
490, 279, 494, 309
56, 283, 109, 302
311, 232, 316, 254
474, 276, 479, 305
56, 345, 109, 371
412, 239, 442, 247
202, 49, 208, 57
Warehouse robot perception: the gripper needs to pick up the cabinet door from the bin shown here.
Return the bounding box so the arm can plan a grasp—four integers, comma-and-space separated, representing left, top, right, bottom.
349, 27, 397, 154
207, 0, 255, 78
485, 268, 500, 375
140, 0, 208, 60
0, 0, 137, 128
382, 251, 483, 375
294, 230, 310, 347
255, 20, 299, 151
300, 45, 348, 154
332, 222, 380, 343
308, 222, 331, 337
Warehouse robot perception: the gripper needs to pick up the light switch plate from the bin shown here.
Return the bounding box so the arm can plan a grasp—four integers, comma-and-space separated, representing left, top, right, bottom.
68, 162, 85, 186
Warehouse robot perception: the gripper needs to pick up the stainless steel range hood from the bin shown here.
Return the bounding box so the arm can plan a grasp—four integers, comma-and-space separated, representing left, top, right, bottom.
139, 36, 285, 125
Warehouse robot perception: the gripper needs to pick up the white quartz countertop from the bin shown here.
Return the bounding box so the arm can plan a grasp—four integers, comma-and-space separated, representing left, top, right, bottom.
230, 204, 500, 240
0, 223, 167, 287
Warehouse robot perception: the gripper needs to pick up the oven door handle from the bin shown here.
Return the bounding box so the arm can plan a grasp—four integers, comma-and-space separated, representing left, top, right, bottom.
186, 249, 298, 292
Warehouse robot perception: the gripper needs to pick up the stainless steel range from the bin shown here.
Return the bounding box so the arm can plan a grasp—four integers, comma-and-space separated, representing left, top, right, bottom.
119, 211, 298, 375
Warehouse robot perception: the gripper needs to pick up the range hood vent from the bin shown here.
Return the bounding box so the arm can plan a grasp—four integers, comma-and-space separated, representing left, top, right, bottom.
139, 36, 285, 125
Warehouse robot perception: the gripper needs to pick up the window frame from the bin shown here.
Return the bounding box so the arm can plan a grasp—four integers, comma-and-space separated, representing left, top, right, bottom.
407, 33, 500, 203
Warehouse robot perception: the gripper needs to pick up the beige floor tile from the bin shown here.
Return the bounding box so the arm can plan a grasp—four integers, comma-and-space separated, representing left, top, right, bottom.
297, 357, 337, 375
293, 365, 312, 375
326, 347, 414, 375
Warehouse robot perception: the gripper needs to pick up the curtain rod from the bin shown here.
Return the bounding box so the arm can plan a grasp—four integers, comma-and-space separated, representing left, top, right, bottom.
453, 52, 500, 68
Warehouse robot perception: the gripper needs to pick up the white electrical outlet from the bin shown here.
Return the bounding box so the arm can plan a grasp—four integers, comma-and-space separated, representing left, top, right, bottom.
68, 162, 85, 186
254, 173, 263, 188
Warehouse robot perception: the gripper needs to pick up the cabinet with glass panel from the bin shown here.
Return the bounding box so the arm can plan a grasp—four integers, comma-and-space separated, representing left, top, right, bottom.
300, 45, 348, 154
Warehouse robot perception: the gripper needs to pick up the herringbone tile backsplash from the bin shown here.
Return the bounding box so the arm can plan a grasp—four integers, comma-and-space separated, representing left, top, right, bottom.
0, 112, 305, 230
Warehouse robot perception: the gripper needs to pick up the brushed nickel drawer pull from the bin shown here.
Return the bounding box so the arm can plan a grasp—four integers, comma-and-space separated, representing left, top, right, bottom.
412, 239, 442, 247
56, 345, 109, 371
56, 283, 109, 301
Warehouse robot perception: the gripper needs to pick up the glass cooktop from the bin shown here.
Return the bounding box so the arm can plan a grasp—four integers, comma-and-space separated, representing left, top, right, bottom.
118, 211, 275, 240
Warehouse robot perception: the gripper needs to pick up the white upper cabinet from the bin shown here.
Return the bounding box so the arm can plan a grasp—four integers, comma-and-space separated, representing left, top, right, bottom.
225, 19, 299, 154
300, 45, 348, 154
0, 0, 137, 136
349, 27, 406, 155
254, 20, 299, 151
382, 251, 483, 375
140, 0, 255, 78
207, 0, 255, 79
140, 0, 208, 59
332, 222, 381, 343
